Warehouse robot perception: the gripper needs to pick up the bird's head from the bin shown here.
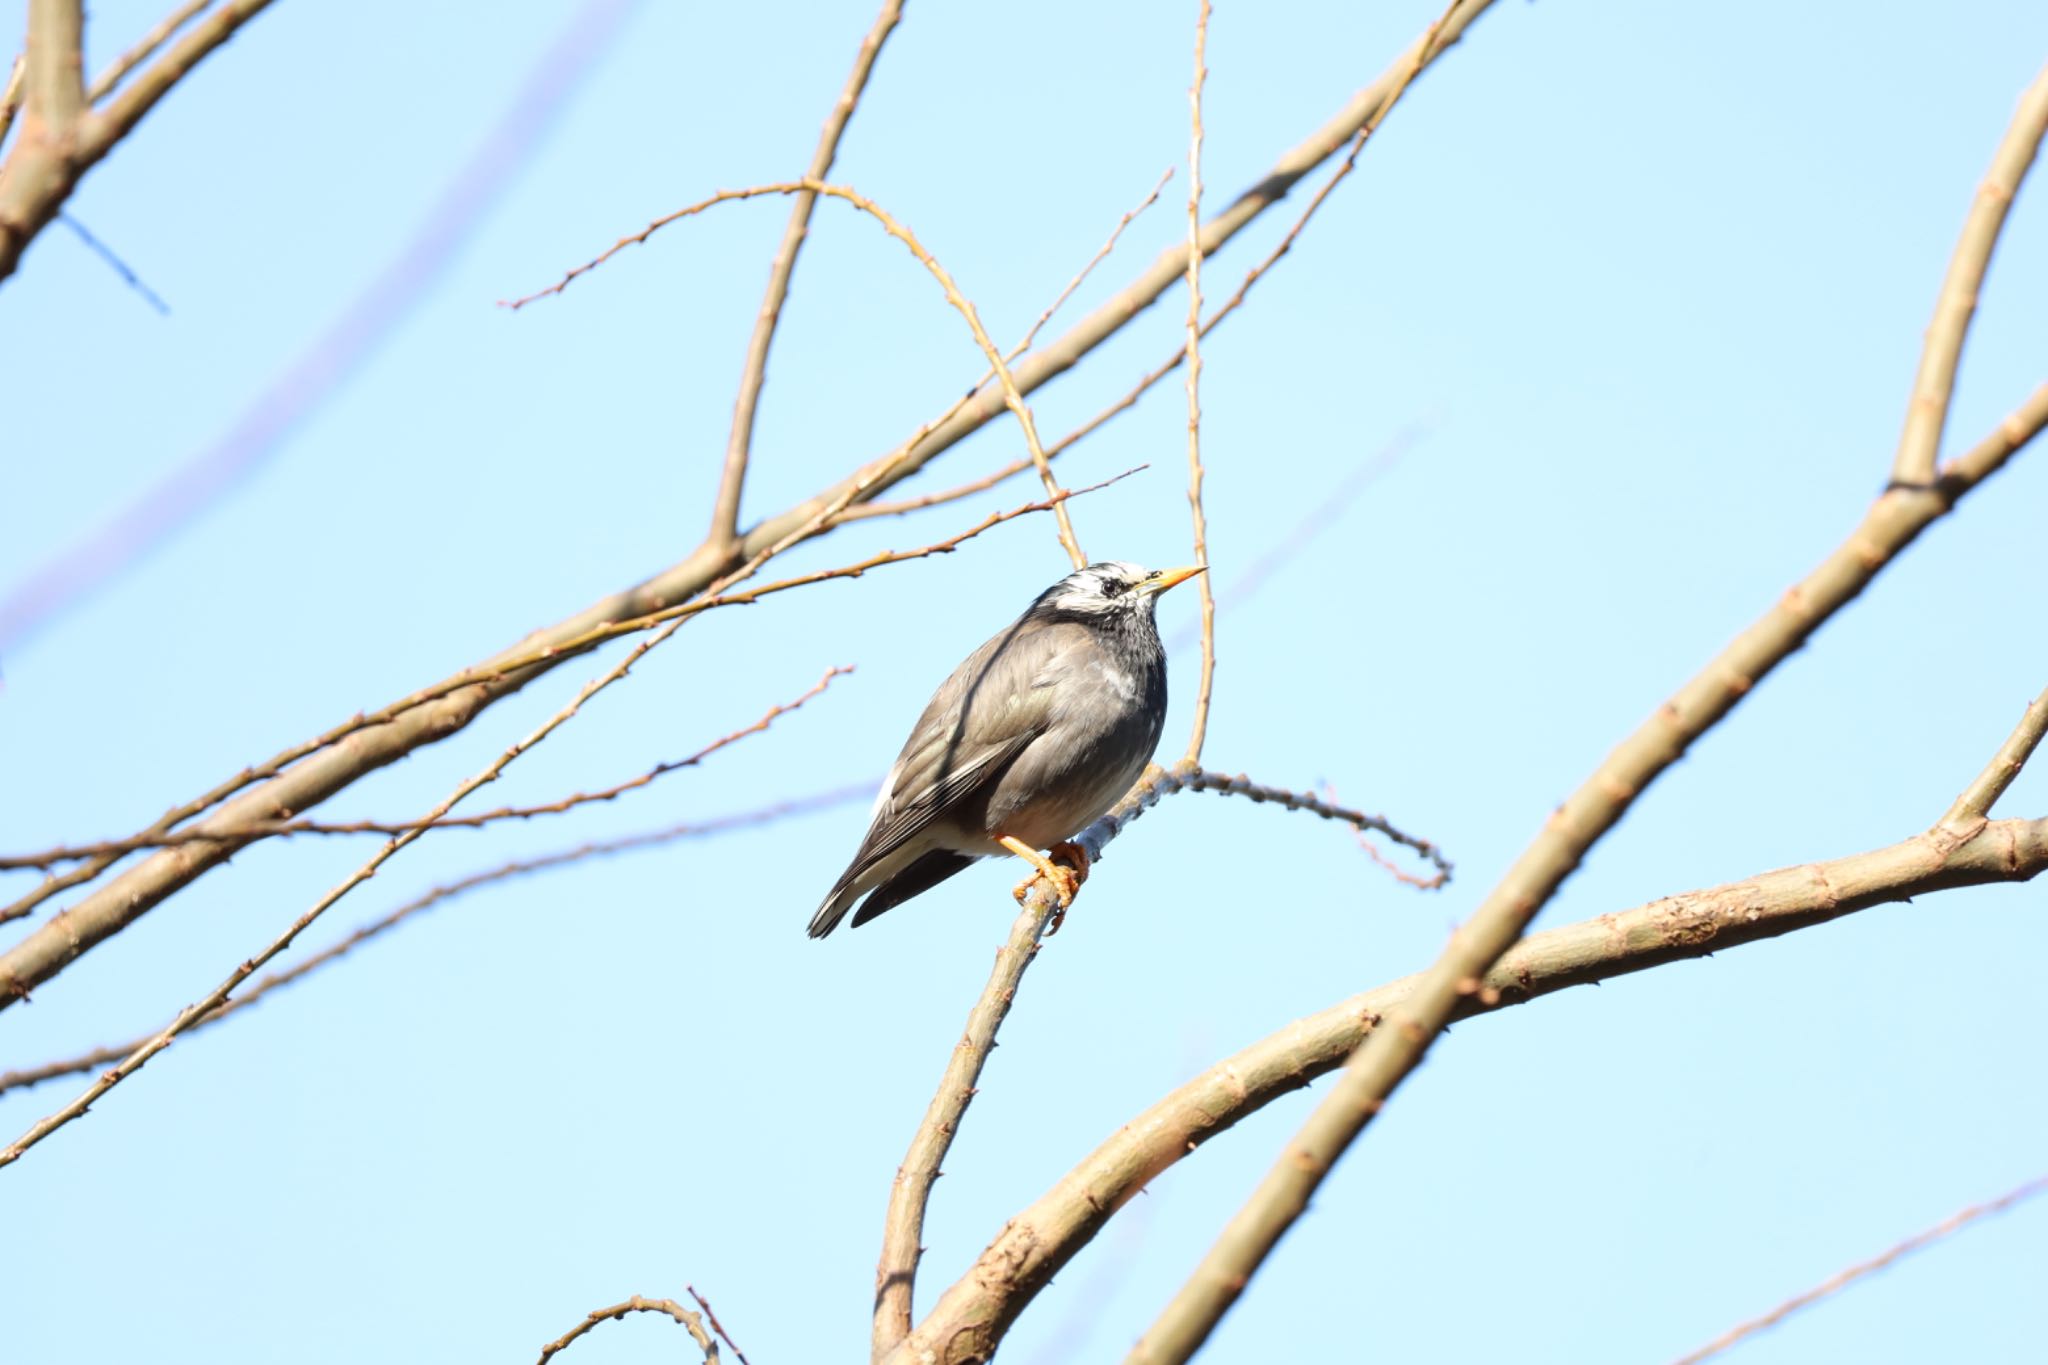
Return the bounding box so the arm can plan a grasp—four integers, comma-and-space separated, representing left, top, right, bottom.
1036, 560, 1205, 620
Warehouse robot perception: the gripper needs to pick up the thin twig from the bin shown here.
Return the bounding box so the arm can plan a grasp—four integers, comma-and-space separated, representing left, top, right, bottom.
839, 166, 1176, 526
0, 54, 25, 147
56, 212, 169, 313
894, 809, 2048, 1363
85, 0, 209, 102
1181, 766, 1449, 883
0, 468, 1122, 937
880, 0, 1461, 532
712, 0, 904, 552
0, 787, 869, 1099
1, 666, 850, 869
512, 177, 1087, 566
536, 1295, 718, 1364
81, 0, 273, 152
1180, 0, 1217, 764
3, 588, 724, 1166
1010, 166, 1176, 365
685, 1286, 752, 1365
1890, 60, 2048, 488
871, 884, 1061, 1359
1671, 1174, 2048, 1365
1940, 683, 2048, 828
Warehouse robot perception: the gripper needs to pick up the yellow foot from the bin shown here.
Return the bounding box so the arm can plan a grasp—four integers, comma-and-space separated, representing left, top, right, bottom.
997, 834, 1088, 918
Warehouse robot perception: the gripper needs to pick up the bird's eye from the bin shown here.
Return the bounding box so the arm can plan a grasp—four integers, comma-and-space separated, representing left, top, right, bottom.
1101, 578, 1126, 598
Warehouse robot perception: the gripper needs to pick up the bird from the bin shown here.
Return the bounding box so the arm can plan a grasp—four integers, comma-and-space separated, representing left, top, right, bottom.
808, 560, 1203, 938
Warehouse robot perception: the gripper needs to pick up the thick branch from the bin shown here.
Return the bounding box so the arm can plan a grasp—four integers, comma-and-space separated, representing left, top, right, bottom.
24, 0, 84, 134
711, 0, 903, 551
894, 813, 2048, 1363
1890, 60, 2048, 487
0, 0, 272, 282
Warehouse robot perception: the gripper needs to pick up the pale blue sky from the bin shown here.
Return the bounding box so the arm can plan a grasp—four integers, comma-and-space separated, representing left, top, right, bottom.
3, 2, 2046, 1361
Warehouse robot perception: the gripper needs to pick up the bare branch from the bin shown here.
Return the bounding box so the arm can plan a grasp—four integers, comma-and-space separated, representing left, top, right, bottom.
892, 0, 1462, 529
0, 787, 869, 1100
536, 1295, 719, 1364
23, 0, 84, 136
2, 586, 716, 1167
872, 769, 1189, 1356
869, 759, 1443, 1359
0, 53, 26, 148
712, 0, 905, 553
0, 469, 1124, 986
1181, 767, 1450, 886
1009, 167, 1175, 364
1940, 683, 2048, 828
895, 810, 2048, 1363
1671, 1173, 2048, 1365
1127, 377, 2048, 1355
872, 892, 1056, 1360
0, 0, 273, 281
0, 0, 1506, 998
1180, 0, 1217, 764
839, 167, 1177, 526
1890, 60, 2048, 488
0, 666, 851, 868
517, 177, 1087, 566
685, 1286, 752, 1365
85, 0, 209, 102
80, 0, 273, 153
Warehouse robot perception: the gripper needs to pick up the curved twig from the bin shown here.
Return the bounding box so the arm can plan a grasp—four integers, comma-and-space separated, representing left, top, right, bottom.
536, 1295, 718, 1364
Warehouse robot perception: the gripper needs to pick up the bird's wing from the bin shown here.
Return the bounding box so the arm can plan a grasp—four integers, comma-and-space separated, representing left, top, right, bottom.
843, 616, 1086, 874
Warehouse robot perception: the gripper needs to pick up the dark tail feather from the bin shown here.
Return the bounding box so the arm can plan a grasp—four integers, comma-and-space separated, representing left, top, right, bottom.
850, 850, 976, 928
804, 850, 975, 938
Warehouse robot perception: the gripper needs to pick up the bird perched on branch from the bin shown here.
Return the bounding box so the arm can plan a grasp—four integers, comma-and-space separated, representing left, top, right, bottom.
809, 561, 1203, 937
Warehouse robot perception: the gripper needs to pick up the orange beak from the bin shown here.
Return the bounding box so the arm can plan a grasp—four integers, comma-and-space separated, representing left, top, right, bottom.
1141, 565, 1205, 595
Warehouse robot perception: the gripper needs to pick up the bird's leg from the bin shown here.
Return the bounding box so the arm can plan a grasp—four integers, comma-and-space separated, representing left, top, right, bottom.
997, 834, 1082, 914
1041, 842, 1092, 935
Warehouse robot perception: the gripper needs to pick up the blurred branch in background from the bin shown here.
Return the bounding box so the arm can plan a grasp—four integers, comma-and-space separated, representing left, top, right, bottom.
1, 622, 838, 1163
1671, 1173, 2048, 1365
0, 0, 640, 654
0, 666, 851, 869
0, 786, 870, 1100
